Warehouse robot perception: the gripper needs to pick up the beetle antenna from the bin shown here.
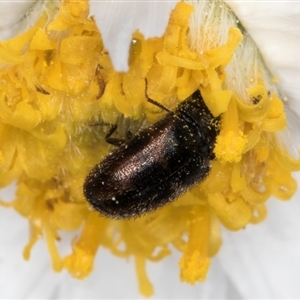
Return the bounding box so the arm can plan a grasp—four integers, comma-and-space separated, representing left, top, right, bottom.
147, 97, 173, 114
145, 78, 174, 114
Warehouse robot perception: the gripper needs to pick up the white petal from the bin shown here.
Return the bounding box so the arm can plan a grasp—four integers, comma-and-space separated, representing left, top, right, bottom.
0, 0, 42, 40
225, 1, 300, 116
218, 185, 300, 298
90, 0, 179, 71
221, 1, 300, 298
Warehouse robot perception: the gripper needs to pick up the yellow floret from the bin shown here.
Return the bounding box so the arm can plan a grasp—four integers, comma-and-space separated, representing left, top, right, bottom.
179, 207, 211, 284
64, 213, 108, 278
215, 130, 247, 163
214, 98, 247, 162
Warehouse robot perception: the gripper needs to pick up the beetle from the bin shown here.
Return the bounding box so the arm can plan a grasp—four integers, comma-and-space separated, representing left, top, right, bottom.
83, 90, 220, 219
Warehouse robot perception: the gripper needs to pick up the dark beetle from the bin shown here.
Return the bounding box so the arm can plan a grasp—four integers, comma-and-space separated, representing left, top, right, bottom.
84, 90, 219, 219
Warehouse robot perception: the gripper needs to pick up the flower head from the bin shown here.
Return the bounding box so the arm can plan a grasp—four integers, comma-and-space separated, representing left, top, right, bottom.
0, 0, 300, 297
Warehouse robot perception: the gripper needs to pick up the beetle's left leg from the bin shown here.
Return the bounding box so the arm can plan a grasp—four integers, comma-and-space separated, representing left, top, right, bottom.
104, 124, 133, 146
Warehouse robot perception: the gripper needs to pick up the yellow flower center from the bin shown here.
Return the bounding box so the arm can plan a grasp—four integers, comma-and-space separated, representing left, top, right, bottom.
0, 0, 299, 296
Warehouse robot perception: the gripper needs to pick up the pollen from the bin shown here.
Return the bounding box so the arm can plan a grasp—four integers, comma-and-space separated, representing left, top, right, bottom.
0, 0, 299, 297
215, 130, 247, 163
214, 98, 247, 163
179, 206, 212, 283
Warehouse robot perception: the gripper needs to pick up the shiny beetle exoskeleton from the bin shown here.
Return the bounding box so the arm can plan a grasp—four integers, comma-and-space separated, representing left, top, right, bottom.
84, 90, 219, 218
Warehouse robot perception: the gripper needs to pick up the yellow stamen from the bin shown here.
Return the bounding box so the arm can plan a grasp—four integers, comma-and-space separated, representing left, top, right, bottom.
64, 212, 108, 279
135, 257, 154, 297
214, 98, 247, 163
179, 207, 211, 283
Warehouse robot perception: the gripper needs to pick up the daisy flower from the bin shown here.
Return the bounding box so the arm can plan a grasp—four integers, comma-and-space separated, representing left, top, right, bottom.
0, 0, 300, 298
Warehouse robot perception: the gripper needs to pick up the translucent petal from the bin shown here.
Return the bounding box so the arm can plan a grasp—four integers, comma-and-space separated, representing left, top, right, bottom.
222, 1, 300, 297
0, 0, 44, 40
224, 1, 300, 117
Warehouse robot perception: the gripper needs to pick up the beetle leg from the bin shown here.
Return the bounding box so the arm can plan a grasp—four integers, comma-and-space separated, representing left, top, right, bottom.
91, 119, 134, 147
105, 124, 132, 146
